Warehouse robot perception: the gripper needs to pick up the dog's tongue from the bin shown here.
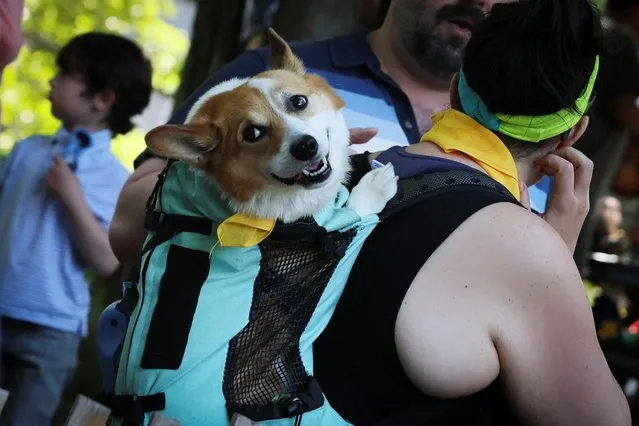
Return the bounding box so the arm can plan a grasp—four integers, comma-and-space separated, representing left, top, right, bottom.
305, 160, 323, 173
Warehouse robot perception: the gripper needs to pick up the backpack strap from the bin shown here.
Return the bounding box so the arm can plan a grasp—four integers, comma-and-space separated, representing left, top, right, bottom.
140, 159, 214, 255
141, 211, 213, 255
347, 152, 519, 221
380, 167, 519, 221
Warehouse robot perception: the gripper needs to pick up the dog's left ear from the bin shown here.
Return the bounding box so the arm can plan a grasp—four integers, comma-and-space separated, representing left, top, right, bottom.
267, 28, 305, 75
145, 123, 219, 166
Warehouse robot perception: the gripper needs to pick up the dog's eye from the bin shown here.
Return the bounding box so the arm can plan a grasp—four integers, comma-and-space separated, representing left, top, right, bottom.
243, 125, 265, 143
289, 95, 308, 111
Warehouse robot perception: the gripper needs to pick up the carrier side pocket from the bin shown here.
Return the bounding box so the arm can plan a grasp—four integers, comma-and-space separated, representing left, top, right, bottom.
141, 244, 210, 369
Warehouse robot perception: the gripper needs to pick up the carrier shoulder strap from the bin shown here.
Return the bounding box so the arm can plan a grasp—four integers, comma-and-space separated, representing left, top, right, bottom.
379, 167, 518, 220
348, 152, 519, 222
141, 159, 214, 255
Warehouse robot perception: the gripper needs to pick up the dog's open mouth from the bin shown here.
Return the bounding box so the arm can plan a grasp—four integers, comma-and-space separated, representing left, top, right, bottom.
272, 156, 332, 187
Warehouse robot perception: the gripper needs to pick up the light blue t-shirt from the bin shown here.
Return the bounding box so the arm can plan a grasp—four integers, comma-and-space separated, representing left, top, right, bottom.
0, 127, 129, 336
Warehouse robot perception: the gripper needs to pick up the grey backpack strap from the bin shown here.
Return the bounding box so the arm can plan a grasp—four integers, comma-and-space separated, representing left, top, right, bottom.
380, 168, 519, 221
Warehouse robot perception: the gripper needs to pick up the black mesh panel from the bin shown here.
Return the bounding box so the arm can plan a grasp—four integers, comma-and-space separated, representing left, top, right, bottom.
223, 228, 357, 410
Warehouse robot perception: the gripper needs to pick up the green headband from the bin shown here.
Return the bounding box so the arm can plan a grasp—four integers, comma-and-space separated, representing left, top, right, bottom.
458, 56, 600, 142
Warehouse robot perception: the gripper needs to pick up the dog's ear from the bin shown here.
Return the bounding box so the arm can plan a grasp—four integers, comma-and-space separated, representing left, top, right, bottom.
145, 123, 219, 166
267, 28, 305, 75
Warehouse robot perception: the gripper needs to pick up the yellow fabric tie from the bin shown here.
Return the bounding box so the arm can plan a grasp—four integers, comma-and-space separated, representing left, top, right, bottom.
420, 108, 521, 200
216, 213, 276, 247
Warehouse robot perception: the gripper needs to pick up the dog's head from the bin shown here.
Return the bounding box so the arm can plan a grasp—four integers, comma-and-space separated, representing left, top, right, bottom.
146, 29, 350, 221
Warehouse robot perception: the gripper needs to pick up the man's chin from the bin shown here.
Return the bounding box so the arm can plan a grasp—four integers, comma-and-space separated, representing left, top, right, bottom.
409, 35, 464, 77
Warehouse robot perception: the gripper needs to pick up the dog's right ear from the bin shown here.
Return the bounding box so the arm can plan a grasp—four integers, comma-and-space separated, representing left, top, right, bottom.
145, 123, 219, 166
267, 28, 305, 75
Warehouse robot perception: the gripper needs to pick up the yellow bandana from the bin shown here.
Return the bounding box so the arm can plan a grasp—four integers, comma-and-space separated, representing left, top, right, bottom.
217, 213, 275, 247
420, 108, 521, 200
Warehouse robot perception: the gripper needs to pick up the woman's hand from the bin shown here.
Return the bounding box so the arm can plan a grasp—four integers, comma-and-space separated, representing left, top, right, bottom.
523, 147, 593, 253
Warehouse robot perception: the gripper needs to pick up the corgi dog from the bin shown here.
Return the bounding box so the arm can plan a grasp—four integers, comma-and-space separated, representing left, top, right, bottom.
109, 29, 397, 426
145, 28, 397, 222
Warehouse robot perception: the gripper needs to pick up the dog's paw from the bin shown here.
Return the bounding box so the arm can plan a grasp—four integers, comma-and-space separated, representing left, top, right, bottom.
347, 163, 398, 217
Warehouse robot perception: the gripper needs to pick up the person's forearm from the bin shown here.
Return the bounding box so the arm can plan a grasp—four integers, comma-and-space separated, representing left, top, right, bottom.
109, 157, 167, 265
60, 190, 120, 276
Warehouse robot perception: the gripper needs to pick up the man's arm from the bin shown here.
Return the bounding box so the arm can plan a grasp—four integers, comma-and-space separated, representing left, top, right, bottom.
46, 156, 119, 276
109, 157, 166, 265
110, 50, 269, 265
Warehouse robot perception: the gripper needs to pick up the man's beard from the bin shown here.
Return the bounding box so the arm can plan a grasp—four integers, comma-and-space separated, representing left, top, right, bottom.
403, 27, 466, 81
393, 2, 484, 82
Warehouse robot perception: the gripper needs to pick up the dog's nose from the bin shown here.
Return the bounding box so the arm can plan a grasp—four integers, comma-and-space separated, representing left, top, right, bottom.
290, 135, 318, 161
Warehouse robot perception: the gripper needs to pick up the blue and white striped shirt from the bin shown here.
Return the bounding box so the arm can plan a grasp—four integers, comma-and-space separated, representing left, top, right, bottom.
0, 127, 129, 336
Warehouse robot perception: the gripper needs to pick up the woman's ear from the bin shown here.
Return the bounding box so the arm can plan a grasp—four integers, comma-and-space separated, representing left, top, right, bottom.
559, 115, 589, 149
449, 72, 461, 110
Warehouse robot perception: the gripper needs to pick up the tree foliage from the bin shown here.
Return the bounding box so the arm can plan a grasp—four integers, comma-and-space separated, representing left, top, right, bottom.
0, 0, 189, 169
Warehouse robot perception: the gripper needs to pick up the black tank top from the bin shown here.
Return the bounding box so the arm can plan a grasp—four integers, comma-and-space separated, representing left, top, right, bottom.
313, 150, 520, 426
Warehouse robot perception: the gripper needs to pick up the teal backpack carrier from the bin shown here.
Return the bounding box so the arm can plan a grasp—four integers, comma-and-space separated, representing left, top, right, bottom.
105, 157, 382, 426
97, 154, 515, 426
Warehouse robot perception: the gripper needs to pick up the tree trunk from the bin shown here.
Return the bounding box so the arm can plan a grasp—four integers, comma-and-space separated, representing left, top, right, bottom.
172, 0, 246, 109
272, 0, 365, 42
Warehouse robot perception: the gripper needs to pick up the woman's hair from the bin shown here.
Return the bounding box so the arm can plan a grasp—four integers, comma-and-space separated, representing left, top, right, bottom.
462, 0, 603, 156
